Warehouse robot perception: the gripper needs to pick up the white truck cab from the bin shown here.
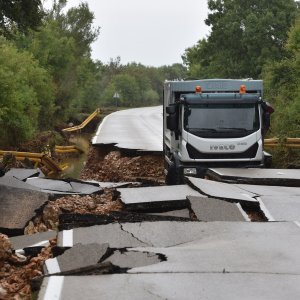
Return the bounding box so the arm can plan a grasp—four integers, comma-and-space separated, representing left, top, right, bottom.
164, 79, 274, 184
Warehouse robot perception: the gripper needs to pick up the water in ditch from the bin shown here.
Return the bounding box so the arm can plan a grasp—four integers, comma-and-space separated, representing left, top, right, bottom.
61, 133, 91, 179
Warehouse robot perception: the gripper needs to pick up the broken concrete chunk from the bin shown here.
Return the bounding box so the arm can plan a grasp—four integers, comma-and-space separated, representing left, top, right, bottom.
5, 168, 45, 180
38, 273, 300, 300
0, 175, 41, 191
69, 181, 101, 194
25, 178, 101, 195
26, 178, 71, 192
0, 185, 49, 236
10, 231, 56, 251
207, 168, 300, 187
58, 221, 229, 249
186, 177, 257, 203
258, 196, 300, 222
44, 243, 109, 275
128, 222, 300, 275
236, 184, 300, 197
146, 209, 191, 219
89, 181, 139, 189
187, 196, 249, 221
117, 185, 203, 211
103, 250, 162, 269
58, 223, 148, 248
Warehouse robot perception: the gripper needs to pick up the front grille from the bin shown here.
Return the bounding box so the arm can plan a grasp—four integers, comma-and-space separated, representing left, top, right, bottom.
186, 143, 259, 159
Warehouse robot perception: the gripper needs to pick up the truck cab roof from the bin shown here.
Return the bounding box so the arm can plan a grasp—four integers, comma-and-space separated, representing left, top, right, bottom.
165, 79, 263, 96
180, 92, 261, 104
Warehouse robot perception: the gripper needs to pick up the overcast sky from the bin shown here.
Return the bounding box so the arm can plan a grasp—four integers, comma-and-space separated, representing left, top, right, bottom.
44, 0, 210, 67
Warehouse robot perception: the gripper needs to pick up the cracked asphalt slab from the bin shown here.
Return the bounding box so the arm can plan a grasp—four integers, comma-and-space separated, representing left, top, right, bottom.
186, 176, 258, 203
127, 222, 300, 274
258, 196, 300, 221
38, 274, 300, 300
207, 168, 300, 187
117, 184, 203, 211
38, 221, 300, 299
0, 184, 49, 236
187, 196, 249, 221
44, 243, 110, 275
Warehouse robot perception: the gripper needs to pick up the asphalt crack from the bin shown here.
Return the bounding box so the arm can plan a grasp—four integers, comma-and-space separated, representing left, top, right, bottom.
119, 223, 150, 246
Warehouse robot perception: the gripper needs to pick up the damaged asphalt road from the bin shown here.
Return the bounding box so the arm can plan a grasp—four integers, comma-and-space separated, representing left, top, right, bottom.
1, 131, 300, 299
38, 221, 300, 300
1, 163, 300, 299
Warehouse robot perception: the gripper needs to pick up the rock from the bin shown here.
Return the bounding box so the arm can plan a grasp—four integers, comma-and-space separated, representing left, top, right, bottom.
0, 285, 7, 300
0, 234, 12, 261
42, 205, 60, 227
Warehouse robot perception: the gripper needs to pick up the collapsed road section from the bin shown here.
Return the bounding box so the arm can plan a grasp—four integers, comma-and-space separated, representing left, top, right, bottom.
1, 163, 300, 299
1, 105, 300, 299
38, 222, 300, 300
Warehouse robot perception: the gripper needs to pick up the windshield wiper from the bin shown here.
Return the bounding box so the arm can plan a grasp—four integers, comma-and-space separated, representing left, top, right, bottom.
217, 127, 248, 131
189, 128, 217, 132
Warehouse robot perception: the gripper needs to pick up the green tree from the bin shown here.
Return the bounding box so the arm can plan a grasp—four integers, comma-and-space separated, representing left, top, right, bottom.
264, 16, 300, 137
62, 2, 100, 56
97, 61, 187, 107
19, 1, 100, 122
183, 0, 298, 79
143, 89, 160, 105
113, 74, 140, 107
262, 16, 300, 167
0, 0, 44, 37
0, 37, 54, 146
26, 19, 78, 121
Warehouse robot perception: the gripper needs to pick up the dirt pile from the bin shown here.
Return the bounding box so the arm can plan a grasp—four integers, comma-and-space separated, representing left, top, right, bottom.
25, 189, 122, 234
80, 148, 165, 183
0, 233, 54, 300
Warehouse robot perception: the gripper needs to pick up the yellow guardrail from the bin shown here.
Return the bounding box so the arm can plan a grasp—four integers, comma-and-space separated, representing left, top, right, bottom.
264, 138, 300, 149
62, 108, 101, 132
0, 151, 68, 174
54, 145, 84, 154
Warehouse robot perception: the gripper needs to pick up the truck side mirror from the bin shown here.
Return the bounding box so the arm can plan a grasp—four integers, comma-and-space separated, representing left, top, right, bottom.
167, 114, 177, 131
166, 105, 178, 131
264, 113, 271, 128
166, 105, 176, 114
261, 101, 274, 136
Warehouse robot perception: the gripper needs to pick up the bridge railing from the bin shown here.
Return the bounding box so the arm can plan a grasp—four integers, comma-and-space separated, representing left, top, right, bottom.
54, 145, 84, 154
62, 108, 101, 133
0, 151, 68, 175
264, 138, 300, 149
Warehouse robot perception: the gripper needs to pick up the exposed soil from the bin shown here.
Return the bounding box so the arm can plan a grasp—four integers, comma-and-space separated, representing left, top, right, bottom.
25, 189, 123, 234
80, 147, 165, 184
0, 234, 55, 300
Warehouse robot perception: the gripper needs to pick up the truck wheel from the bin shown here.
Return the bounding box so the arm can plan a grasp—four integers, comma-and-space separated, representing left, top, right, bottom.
165, 163, 183, 185
165, 163, 176, 185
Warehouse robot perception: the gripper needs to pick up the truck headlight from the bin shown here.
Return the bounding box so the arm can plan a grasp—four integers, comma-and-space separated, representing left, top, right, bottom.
183, 168, 197, 175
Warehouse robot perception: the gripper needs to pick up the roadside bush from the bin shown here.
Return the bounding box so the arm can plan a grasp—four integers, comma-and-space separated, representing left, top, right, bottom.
0, 37, 54, 147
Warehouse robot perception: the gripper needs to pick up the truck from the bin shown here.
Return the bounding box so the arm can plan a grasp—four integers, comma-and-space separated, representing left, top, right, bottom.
164, 79, 274, 185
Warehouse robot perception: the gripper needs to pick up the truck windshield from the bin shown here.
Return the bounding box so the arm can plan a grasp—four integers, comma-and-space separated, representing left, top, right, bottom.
184, 103, 259, 138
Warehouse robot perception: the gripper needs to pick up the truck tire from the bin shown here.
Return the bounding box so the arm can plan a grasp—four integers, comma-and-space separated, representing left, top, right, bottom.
165, 162, 183, 185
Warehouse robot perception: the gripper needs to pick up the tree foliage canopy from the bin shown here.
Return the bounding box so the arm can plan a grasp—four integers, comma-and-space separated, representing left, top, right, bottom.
264, 15, 300, 137
0, 0, 187, 147
0, 0, 43, 37
0, 37, 54, 145
183, 0, 298, 79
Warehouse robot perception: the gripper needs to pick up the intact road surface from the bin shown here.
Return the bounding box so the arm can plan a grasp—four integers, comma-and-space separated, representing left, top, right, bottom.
92, 106, 163, 152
